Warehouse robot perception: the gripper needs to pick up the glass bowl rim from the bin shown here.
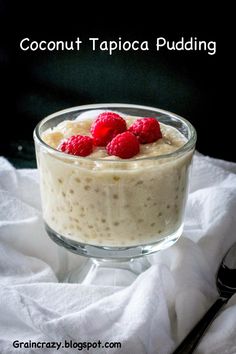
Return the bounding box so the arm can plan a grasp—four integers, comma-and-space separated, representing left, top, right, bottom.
33, 103, 197, 163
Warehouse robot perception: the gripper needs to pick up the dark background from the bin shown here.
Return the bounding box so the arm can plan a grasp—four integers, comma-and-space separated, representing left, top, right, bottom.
1, 5, 234, 166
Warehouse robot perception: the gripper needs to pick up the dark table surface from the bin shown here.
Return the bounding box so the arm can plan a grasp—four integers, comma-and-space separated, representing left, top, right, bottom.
1, 22, 234, 168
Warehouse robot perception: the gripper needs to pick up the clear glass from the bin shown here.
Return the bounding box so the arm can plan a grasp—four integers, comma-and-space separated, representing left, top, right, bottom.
34, 103, 196, 284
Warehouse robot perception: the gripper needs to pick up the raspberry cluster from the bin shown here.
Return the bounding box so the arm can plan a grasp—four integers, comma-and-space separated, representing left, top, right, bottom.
58, 111, 162, 159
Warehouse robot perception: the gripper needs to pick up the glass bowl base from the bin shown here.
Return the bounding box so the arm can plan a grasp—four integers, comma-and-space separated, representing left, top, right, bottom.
46, 223, 183, 285
45, 222, 183, 260
64, 257, 152, 286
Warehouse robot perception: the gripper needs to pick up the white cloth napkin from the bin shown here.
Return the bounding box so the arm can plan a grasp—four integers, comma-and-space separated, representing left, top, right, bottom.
0, 153, 236, 354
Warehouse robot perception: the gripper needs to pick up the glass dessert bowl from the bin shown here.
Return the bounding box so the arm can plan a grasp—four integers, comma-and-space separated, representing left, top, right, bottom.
34, 103, 196, 284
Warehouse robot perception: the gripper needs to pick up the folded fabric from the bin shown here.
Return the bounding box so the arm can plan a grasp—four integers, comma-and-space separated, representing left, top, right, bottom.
0, 153, 236, 354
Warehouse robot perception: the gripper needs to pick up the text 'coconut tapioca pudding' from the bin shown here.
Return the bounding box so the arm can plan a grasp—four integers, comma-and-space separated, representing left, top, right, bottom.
36, 109, 194, 247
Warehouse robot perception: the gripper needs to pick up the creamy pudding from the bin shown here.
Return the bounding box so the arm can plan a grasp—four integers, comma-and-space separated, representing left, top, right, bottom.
36, 109, 194, 247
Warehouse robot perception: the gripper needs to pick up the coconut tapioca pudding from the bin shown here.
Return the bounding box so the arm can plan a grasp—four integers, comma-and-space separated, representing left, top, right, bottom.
34, 104, 196, 272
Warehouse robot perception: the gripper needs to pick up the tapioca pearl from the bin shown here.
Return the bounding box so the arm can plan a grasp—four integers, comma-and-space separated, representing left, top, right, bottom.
158, 230, 162, 234
101, 218, 106, 223
113, 176, 120, 181
58, 178, 63, 184
75, 177, 81, 183
113, 221, 119, 226
62, 191, 66, 197
158, 212, 162, 217
150, 222, 156, 227
76, 225, 81, 231
85, 177, 92, 183
69, 189, 74, 194
123, 204, 129, 209
181, 186, 185, 192
113, 194, 118, 199
174, 205, 179, 214
136, 180, 143, 186
175, 194, 178, 200
153, 202, 157, 206
94, 188, 100, 193
147, 197, 151, 201
166, 204, 170, 209
88, 225, 94, 229
138, 219, 144, 223
84, 185, 91, 191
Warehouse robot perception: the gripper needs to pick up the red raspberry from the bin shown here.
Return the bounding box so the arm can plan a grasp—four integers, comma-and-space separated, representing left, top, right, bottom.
90, 112, 127, 146
58, 135, 93, 157
106, 131, 140, 159
128, 117, 162, 144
